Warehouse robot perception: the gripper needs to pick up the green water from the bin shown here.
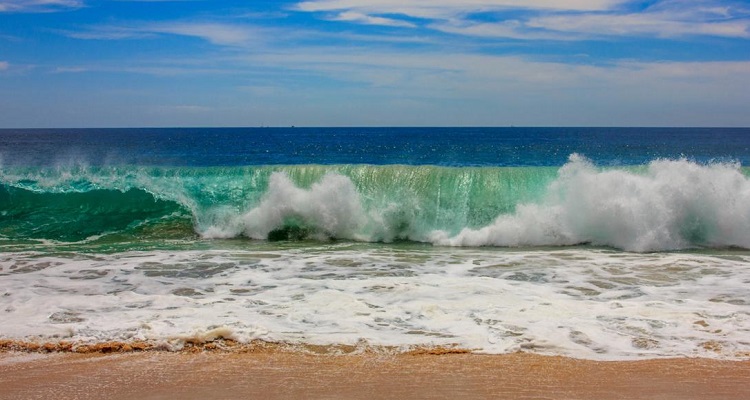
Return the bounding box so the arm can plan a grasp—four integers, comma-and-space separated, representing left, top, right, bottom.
0, 164, 558, 248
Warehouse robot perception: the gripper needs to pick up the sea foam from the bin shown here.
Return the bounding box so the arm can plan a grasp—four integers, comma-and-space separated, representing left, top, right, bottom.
2, 247, 749, 360
195, 155, 750, 251
202, 172, 367, 240
432, 155, 750, 251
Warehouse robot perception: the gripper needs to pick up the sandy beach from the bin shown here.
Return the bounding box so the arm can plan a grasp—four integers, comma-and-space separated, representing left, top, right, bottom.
1, 347, 749, 400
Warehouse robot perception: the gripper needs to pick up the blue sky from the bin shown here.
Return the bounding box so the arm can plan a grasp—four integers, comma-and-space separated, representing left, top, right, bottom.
1, 0, 749, 127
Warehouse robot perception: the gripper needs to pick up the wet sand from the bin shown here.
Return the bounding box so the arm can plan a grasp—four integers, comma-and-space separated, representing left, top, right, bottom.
1, 350, 749, 399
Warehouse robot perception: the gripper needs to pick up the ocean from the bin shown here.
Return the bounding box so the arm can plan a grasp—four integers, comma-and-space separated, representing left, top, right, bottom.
1, 127, 750, 360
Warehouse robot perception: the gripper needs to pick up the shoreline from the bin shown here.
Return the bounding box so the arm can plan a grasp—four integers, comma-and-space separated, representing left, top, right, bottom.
2, 345, 750, 399
0, 338, 475, 356
3, 337, 748, 359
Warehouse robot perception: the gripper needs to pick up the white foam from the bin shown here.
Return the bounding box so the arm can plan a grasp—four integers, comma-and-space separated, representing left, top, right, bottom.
1, 247, 749, 360
432, 155, 750, 251
201, 172, 367, 240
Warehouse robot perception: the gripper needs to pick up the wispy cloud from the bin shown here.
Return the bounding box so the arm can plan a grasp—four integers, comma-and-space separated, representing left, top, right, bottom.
234, 11, 290, 20
294, 0, 750, 40
430, 20, 573, 40
433, 11, 750, 40
18, 43, 750, 127
294, 0, 624, 16
62, 19, 432, 50
527, 5, 750, 39
51, 61, 245, 77
148, 22, 257, 46
0, 0, 83, 13
330, 11, 416, 27
293, 0, 626, 28
538, 16, 748, 39
64, 22, 261, 46
223, 47, 750, 126
3, 0, 749, 127
53, 66, 88, 73
64, 28, 153, 40
240, 48, 750, 88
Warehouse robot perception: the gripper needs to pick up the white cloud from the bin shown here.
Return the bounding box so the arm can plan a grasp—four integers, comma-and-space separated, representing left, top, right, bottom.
0, 0, 83, 12
331, 11, 416, 27
65, 22, 260, 46
235, 11, 290, 20
235, 46, 750, 92
225, 48, 750, 126
295, 0, 624, 16
528, 11, 750, 39
148, 22, 256, 46
430, 20, 572, 40
9, 44, 750, 126
66, 19, 434, 50
295, 0, 750, 40
53, 66, 88, 73
293, 0, 625, 29
64, 28, 152, 40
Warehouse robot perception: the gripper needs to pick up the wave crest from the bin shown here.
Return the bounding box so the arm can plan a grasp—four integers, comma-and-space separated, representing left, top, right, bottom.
202, 172, 367, 240
433, 154, 750, 251
3, 157, 750, 251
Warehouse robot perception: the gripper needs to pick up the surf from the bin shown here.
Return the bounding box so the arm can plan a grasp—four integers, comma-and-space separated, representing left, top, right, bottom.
2, 155, 750, 251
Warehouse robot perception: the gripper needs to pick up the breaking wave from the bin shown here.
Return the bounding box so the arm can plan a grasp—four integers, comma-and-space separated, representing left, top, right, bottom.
2, 155, 750, 251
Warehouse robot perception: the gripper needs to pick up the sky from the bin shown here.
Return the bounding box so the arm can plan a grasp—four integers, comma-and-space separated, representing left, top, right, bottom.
0, 0, 749, 128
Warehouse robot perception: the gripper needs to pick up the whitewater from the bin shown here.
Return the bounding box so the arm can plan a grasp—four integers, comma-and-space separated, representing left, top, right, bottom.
1, 127, 750, 360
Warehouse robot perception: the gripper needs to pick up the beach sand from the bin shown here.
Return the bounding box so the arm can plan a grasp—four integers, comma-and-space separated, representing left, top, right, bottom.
1, 347, 749, 399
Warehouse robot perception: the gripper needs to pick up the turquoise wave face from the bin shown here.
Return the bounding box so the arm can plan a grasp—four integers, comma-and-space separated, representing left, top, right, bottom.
0, 185, 193, 242
2, 157, 750, 251
0, 164, 556, 244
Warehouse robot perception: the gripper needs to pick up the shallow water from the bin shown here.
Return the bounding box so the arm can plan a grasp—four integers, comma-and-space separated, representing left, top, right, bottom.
2, 242, 749, 360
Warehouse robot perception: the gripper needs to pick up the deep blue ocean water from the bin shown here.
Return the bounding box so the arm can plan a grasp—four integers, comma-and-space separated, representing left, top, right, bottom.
2, 127, 749, 167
